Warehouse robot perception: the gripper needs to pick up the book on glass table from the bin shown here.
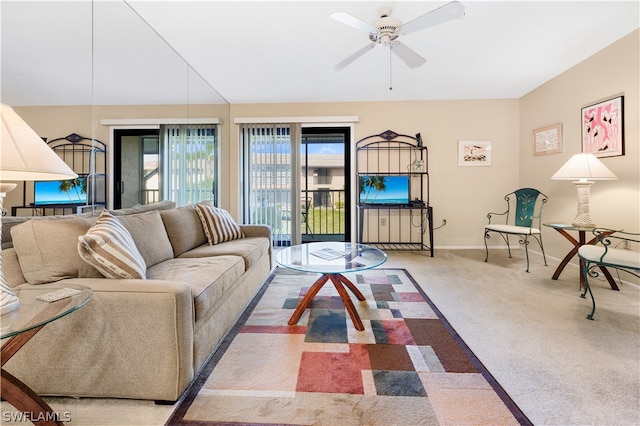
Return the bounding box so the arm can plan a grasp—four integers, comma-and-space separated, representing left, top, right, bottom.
310, 248, 346, 260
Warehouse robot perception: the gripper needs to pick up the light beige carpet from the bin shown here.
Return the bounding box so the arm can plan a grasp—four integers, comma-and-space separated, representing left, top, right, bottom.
1, 249, 638, 425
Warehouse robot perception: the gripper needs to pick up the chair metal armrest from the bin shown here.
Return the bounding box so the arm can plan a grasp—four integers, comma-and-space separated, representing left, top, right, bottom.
591, 228, 640, 246
586, 228, 640, 267
486, 210, 508, 224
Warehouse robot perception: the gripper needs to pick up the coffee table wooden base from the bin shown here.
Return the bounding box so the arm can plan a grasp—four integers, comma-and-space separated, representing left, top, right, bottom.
288, 273, 366, 331
1, 369, 63, 426
1, 299, 73, 426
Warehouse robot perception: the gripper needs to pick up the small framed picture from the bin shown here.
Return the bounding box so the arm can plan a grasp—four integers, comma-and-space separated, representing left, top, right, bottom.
533, 123, 562, 156
458, 140, 491, 166
581, 96, 624, 157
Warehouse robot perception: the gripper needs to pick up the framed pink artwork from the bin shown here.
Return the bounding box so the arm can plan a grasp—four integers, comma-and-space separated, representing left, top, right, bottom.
581, 96, 624, 157
458, 140, 491, 166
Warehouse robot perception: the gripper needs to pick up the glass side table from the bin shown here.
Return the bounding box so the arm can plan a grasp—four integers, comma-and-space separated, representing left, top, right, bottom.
275, 242, 387, 331
544, 223, 620, 291
1, 284, 92, 425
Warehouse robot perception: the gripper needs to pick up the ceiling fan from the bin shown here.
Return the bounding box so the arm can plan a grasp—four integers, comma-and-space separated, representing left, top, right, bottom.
330, 1, 465, 72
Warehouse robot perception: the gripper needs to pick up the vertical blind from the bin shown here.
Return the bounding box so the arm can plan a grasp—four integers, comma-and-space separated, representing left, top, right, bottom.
161, 124, 217, 206
241, 123, 300, 246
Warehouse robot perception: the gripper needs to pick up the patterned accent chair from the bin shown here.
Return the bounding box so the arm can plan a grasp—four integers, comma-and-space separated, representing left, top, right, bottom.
578, 229, 640, 319
484, 188, 548, 272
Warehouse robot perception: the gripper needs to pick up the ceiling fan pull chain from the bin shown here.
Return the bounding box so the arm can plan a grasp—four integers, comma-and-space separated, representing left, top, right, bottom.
389, 46, 393, 90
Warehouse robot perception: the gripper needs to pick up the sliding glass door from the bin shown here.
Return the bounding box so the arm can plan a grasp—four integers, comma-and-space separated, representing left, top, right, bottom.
300, 127, 350, 242
161, 124, 218, 206
114, 124, 218, 209
242, 124, 351, 245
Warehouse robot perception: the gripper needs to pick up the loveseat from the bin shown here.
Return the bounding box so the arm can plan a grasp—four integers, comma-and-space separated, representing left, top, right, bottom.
1, 200, 272, 402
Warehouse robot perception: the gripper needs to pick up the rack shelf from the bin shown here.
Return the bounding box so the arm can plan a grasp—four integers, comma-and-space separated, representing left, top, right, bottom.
356, 130, 433, 255
12, 133, 107, 216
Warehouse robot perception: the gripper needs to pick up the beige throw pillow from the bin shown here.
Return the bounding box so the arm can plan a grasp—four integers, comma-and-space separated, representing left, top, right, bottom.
195, 203, 244, 245
160, 202, 210, 257
78, 210, 147, 279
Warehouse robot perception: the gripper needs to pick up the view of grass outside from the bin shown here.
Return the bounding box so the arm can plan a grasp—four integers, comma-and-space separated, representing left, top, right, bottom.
305, 207, 345, 235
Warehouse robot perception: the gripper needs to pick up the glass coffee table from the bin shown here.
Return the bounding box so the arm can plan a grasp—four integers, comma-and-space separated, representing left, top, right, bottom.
1, 284, 92, 425
275, 242, 387, 331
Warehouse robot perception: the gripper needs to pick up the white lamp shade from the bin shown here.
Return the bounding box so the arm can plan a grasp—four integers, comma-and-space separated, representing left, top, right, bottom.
551, 153, 617, 181
1, 104, 77, 181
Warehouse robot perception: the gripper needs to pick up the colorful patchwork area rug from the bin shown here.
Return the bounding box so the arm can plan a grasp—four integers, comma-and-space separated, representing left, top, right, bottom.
168, 267, 531, 425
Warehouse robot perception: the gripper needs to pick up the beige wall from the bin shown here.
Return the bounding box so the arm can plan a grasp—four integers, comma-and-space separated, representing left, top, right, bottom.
6, 30, 638, 261
230, 100, 520, 245
519, 29, 639, 262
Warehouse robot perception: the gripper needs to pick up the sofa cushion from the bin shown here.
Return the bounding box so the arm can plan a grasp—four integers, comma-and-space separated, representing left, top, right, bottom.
11, 215, 103, 284
78, 211, 147, 279
160, 202, 210, 257
110, 200, 176, 216
195, 204, 244, 245
116, 211, 174, 267
147, 256, 245, 322
178, 237, 270, 270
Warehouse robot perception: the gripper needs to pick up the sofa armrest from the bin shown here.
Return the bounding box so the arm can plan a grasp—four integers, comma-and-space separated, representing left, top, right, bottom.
2, 248, 27, 287
240, 224, 272, 240
4, 278, 195, 401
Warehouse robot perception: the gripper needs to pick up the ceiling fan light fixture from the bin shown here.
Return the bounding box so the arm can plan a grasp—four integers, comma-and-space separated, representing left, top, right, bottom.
330, 1, 465, 72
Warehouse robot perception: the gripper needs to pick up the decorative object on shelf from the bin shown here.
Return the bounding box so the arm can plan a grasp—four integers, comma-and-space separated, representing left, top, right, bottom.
551, 153, 617, 228
458, 140, 491, 166
0, 104, 77, 315
533, 123, 563, 156
581, 95, 624, 158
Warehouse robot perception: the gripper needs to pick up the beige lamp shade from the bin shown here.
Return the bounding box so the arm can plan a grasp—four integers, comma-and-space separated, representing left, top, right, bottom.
1, 104, 78, 316
551, 153, 617, 228
1, 104, 77, 181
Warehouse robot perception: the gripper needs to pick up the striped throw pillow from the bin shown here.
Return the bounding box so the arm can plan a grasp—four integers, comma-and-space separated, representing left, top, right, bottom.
77, 210, 147, 279
195, 203, 244, 245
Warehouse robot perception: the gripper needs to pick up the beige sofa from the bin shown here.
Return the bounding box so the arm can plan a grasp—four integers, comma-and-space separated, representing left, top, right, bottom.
1, 201, 272, 402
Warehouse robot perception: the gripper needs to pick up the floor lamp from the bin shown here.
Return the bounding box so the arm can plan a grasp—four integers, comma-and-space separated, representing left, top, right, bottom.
1, 104, 78, 315
551, 153, 617, 228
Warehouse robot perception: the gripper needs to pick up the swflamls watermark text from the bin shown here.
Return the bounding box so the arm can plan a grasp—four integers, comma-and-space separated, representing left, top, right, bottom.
2, 411, 72, 423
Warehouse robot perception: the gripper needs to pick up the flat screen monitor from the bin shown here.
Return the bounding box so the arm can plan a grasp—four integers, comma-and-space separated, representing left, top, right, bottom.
359, 175, 410, 205
34, 179, 87, 205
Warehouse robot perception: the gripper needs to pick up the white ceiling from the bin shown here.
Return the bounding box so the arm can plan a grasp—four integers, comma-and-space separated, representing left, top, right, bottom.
1, 1, 638, 106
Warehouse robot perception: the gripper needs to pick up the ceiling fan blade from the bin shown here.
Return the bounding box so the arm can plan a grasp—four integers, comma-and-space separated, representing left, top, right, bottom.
391, 41, 426, 69
330, 12, 378, 34
397, 1, 465, 35
331, 43, 376, 71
